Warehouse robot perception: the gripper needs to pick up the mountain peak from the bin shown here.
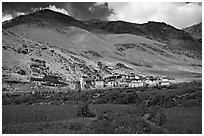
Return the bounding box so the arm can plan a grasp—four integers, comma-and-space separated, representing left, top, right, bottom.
2, 9, 85, 29
144, 21, 172, 28
31, 9, 69, 17
147, 21, 167, 24
27, 9, 75, 22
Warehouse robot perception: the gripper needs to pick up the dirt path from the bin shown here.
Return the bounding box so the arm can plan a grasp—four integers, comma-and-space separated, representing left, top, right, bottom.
48, 117, 97, 124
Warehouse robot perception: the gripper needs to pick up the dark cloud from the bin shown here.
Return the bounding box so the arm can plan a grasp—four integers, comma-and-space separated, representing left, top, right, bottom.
68, 2, 114, 20
2, 2, 67, 17
2, 2, 114, 21
185, 2, 202, 6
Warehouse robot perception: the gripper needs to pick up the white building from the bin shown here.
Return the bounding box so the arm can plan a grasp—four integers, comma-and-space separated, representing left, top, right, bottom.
159, 78, 170, 87
129, 80, 144, 88
95, 80, 105, 88
145, 80, 159, 87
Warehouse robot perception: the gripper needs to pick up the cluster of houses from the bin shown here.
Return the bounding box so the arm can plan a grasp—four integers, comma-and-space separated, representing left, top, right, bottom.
73, 73, 171, 90
30, 72, 171, 91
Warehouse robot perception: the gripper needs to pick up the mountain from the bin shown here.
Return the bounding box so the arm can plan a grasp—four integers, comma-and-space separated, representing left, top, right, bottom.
85, 20, 202, 55
3, 9, 107, 34
2, 9, 202, 86
183, 22, 202, 43
83, 20, 146, 36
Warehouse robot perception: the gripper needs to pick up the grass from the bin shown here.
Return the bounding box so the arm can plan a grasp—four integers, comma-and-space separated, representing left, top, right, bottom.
2, 80, 202, 134
2, 104, 77, 125
2, 103, 202, 134
2, 104, 139, 134
90, 104, 137, 115
84, 112, 148, 134
3, 117, 94, 134
163, 106, 202, 134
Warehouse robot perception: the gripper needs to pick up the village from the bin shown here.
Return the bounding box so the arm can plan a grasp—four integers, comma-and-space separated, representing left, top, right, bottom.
29, 72, 171, 91
75, 74, 171, 90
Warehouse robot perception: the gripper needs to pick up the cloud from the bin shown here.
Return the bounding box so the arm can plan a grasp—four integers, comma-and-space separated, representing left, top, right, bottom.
16, 12, 26, 16
67, 2, 113, 20
2, 13, 12, 22
107, 2, 202, 28
2, 2, 202, 28
2, 2, 113, 21
2, 4, 69, 22
186, 2, 202, 6
31, 7, 43, 12
44, 5, 69, 15
2, 11, 27, 22
31, 5, 69, 15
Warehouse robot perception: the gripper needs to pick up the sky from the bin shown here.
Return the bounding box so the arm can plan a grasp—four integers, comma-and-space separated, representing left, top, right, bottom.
2, 2, 202, 29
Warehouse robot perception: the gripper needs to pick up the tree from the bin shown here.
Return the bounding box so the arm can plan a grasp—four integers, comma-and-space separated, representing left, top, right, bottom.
77, 102, 95, 117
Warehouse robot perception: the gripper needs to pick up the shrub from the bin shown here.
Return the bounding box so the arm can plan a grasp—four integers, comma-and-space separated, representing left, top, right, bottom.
148, 95, 165, 107
76, 103, 95, 117
115, 91, 138, 104
157, 110, 167, 126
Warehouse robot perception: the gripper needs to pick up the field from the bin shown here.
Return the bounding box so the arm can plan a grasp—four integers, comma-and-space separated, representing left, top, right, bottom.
163, 106, 202, 133
2, 80, 202, 134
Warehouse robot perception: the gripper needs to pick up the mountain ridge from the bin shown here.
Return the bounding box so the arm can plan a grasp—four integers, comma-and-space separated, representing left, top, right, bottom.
3, 9, 109, 34
84, 20, 201, 53
182, 22, 202, 43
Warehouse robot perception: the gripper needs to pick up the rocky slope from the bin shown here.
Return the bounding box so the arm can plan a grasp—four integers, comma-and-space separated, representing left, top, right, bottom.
2, 9, 202, 86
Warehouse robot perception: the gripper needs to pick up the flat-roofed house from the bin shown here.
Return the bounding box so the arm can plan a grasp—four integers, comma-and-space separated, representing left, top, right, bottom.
104, 74, 120, 88
95, 79, 105, 88
129, 78, 144, 88
104, 77, 115, 88
159, 78, 170, 87
84, 78, 95, 89
145, 76, 159, 87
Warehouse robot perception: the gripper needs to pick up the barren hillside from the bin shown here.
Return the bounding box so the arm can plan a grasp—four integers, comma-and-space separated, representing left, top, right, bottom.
2, 9, 202, 84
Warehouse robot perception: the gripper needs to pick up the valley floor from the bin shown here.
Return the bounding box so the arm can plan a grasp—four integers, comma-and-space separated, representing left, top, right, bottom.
2, 80, 202, 134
